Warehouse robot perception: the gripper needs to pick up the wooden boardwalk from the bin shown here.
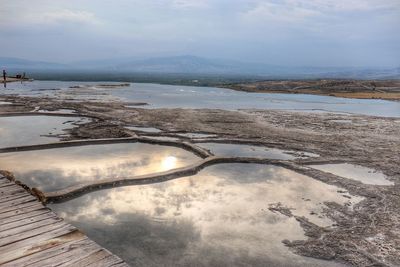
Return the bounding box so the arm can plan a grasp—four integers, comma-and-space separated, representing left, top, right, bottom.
0, 175, 129, 266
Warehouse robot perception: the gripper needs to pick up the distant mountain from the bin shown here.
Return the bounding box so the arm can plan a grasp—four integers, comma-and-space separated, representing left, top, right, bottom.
1, 55, 399, 79
76, 55, 298, 75
0, 57, 67, 70
115, 55, 240, 73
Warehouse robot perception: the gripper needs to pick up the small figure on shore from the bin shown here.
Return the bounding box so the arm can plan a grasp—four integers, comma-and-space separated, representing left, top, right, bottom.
2, 69, 6, 88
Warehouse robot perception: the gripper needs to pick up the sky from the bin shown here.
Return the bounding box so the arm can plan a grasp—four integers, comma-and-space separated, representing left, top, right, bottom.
0, 0, 399, 67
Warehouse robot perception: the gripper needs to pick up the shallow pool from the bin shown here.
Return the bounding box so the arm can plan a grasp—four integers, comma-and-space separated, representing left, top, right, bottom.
0, 115, 89, 148
196, 142, 318, 160
0, 143, 200, 192
50, 163, 356, 267
125, 126, 162, 133
310, 163, 393, 185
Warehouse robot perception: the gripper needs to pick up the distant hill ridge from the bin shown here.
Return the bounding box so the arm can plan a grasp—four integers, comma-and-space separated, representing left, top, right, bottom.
0, 55, 399, 79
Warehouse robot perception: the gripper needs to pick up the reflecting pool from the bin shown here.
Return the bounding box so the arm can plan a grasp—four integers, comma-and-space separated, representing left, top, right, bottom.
176, 133, 218, 138
0, 143, 200, 192
50, 164, 356, 267
37, 108, 77, 114
310, 163, 393, 185
125, 126, 162, 133
0, 115, 89, 148
196, 143, 318, 160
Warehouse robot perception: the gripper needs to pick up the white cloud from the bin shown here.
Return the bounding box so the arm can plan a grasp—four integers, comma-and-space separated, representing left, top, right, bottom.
0, 5, 100, 28
170, 0, 209, 9
240, 0, 399, 27
246, 0, 400, 15
294, 0, 400, 12
242, 1, 321, 23
41, 9, 100, 25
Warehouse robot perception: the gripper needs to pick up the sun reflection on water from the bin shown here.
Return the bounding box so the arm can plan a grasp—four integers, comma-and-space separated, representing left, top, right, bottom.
50, 163, 354, 267
0, 144, 199, 192
161, 156, 177, 170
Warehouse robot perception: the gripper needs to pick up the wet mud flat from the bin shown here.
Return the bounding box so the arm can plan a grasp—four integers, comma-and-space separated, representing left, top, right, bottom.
1, 94, 400, 266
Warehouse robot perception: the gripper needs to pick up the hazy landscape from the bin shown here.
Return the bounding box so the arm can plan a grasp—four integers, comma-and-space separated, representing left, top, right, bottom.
2, 55, 400, 81
0, 1, 399, 267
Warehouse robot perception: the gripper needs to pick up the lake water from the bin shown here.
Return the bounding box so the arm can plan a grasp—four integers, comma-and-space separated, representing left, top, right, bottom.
0, 143, 200, 192
50, 163, 354, 267
310, 163, 393, 185
2, 81, 400, 117
0, 115, 89, 148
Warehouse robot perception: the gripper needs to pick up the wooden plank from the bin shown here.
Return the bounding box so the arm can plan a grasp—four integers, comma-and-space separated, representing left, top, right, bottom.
0, 194, 36, 206
0, 195, 30, 205
0, 185, 25, 195
110, 263, 131, 267
0, 224, 76, 256
85, 254, 125, 267
0, 228, 80, 264
0, 189, 26, 199
0, 212, 57, 232
1, 237, 90, 267
63, 249, 111, 266
0, 202, 45, 220
0, 184, 24, 192
0, 196, 37, 212
0, 220, 69, 247
0, 183, 15, 189
0, 192, 31, 203
0, 178, 11, 184
0, 190, 27, 202
0, 208, 51, 225
0, 179, 129, 267
28, 239, 102, 267
0, 216, 62, 239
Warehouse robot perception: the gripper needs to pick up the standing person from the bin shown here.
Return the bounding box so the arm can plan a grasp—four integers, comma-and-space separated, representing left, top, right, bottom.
2, 69, 6, 88
21, 72, 26, 84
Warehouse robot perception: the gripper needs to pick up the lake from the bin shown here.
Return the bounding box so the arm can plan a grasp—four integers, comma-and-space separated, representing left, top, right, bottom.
2, 81, 400, 117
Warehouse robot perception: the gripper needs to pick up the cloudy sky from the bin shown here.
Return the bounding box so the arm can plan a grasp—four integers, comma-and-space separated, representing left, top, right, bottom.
0, 0, 399, 67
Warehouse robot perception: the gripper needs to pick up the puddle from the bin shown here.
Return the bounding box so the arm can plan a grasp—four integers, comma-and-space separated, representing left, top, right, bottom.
38, 109, 77, 114
329, 119, 353, 123
124, 103, 149, 108
280, 109, 353, 115
0, 115, 90, 148
176, 133, 218, 138
0, 143, 200, 192
310, 163, 393, 185
285, 151, 320, 158
125, 126, 162, 133
196, 143, 317, 160
143, 136, 181, 142
50, 163, 353, 267
70, 83, 130, 89
0, 101, 12, 105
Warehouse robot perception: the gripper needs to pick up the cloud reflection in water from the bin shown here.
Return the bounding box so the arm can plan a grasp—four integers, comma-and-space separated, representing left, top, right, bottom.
0, 143, 199, 191
0, 116, 89, 148
50, 163, 355, 267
